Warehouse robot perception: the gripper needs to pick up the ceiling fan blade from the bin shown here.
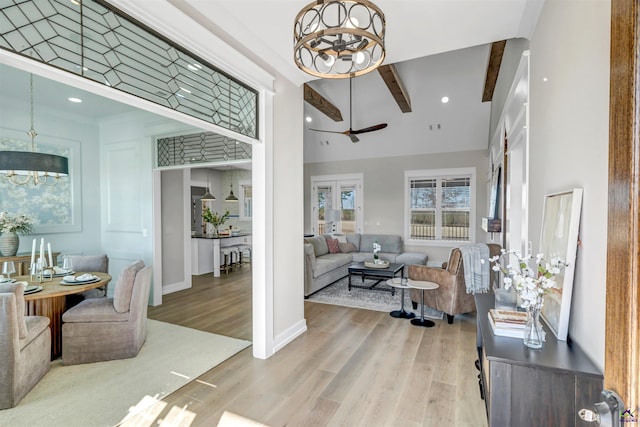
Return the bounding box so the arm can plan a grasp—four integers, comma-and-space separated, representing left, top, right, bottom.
349, 123, 388, 135
309, 128, 349, 135
349, 134, 360, 143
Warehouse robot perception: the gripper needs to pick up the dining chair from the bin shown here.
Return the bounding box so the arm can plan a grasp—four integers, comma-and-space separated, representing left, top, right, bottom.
61, 261, 152, 365
0, 282, 51, 409
66, 254, 109, 298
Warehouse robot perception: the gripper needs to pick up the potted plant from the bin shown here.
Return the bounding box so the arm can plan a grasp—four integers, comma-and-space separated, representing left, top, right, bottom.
0, 212, 34, 256
202, 208, 230, 236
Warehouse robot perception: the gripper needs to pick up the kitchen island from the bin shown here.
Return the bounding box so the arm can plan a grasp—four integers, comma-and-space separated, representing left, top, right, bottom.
192, 233, 251, 277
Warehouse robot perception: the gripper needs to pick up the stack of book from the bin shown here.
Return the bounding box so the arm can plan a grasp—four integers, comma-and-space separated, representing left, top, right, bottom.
488, 309, 527, 338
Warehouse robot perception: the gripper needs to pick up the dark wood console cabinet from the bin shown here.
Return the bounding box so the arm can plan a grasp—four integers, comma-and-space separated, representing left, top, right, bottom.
475, 294, 603, 427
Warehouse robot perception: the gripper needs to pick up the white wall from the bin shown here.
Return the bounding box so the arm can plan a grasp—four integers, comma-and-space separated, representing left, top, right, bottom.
272, 76, 306, 346
161, 169, 186, 286
304, 150, 489, 265
489, 0, 610, 369
100, 110, 188, 301
0, 94, 103, 257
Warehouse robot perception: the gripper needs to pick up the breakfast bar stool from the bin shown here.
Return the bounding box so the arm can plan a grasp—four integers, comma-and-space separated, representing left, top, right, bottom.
220, 247, 239, 274
233, 244, 252, 266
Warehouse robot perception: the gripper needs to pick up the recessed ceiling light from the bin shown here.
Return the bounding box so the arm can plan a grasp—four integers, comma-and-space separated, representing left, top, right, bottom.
543, 77, 548, 82
68, 97, 82, 103
441, 96, 449, 104
305, 116, 312, 123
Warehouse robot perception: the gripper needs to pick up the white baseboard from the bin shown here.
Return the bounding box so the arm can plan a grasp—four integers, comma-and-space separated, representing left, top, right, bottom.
273, 319, 307, 353
162, 281, 190, 295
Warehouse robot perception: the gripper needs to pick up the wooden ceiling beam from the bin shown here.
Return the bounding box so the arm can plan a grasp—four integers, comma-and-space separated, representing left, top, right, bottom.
482, 40, 507, 102
303, 83, 343, 122
377, 64, 412, 113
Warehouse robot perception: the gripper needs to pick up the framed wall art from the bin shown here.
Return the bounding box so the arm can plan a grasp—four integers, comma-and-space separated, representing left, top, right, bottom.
539, 188, 583, 341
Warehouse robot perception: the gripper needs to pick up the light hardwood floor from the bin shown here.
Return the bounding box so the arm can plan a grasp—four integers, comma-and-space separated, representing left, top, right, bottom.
147, 268, 487, 427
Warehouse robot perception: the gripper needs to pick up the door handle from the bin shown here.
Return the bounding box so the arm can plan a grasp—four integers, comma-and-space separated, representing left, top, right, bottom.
578, 390, 624, 426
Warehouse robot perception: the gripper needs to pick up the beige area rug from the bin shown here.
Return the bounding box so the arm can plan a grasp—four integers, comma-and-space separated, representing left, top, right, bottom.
0, 320, 251, 427
307, 276, 444, 320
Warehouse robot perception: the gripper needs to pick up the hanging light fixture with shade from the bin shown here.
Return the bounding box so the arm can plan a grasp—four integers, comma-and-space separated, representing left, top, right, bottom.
202, 174, 216, 201
225, 184, 239, 202
0, 74, 69, 186
293, 0, 386, 79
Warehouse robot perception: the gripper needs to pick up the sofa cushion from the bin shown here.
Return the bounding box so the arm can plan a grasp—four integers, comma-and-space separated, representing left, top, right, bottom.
396, 252, 428, 266
0, 281, 27, 338
339, 242, 357, 253
360, 234, 403, 254
313, 253, 353, 278
346, 233, 361, 251
351, 252, 398, 263
305, 236, 329, 257
326, 238, 341, 253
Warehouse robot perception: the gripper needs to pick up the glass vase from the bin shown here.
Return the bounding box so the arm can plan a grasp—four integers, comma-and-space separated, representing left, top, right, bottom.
523, 304, 543, 349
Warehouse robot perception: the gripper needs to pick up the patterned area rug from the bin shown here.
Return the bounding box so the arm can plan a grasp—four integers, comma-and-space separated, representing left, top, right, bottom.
307, 276, 444, 320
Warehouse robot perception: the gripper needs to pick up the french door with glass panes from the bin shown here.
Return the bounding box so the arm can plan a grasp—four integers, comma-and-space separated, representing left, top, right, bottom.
310, 174, 363, 236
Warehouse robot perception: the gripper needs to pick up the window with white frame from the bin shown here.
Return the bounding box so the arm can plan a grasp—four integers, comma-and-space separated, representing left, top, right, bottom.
405, 168, 475, 244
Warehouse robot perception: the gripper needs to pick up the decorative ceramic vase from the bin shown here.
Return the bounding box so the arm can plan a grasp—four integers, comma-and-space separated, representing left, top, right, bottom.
523, 304, 543, 349
0, 232, 19, 256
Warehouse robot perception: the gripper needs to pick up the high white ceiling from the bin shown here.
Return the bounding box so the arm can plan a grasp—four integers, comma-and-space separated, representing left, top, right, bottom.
1, 1, 543, 163
168, 0, 542, 161
174, 0, 543, 86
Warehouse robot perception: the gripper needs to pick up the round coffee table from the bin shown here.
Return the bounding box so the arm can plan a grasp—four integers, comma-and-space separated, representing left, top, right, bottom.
407, 279, 439, 327
386, 278, 415, 319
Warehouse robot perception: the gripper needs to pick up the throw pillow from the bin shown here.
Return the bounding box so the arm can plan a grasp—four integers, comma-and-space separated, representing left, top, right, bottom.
327, 238, 341, 253
113, 260, 145, 313
339, 242, 357, 253
305, 236, 329, 257
0, 281, 27, 338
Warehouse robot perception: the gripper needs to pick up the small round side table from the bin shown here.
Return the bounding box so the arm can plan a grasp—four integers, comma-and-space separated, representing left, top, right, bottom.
386, 278, 415, 319
407, 279, 440, 327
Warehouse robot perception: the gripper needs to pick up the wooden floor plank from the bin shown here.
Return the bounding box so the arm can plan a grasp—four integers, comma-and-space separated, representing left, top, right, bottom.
148, 268, 487, 426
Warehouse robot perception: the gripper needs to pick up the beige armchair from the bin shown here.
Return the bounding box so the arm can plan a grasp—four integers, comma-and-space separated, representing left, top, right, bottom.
0, 282, 51, 409
61, 261, 152, 365
408, 244, 501, 324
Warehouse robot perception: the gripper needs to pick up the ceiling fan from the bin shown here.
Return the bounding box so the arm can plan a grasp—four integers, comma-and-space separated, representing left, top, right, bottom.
310, 78, 388, 143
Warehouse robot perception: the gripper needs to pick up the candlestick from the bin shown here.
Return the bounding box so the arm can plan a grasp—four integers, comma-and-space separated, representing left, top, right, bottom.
39, 238, 44, 266
31, 238, 36, 266
48, 243, 53, 269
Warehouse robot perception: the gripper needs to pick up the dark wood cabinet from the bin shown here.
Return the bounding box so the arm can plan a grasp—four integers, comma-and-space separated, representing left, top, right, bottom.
475, 294, 603, 427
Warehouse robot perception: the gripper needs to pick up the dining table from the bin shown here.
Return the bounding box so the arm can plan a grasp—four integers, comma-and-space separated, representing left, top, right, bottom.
18, 271, 112, 359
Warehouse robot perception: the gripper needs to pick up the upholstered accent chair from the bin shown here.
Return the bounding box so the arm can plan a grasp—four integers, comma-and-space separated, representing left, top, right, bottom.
408, 244, 502, 324
0, 282, 51, 409
67, 254, 109, 299
61, 261, 152, 365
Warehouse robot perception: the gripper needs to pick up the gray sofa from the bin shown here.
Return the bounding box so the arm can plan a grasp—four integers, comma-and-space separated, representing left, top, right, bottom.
303, 233, 428, 297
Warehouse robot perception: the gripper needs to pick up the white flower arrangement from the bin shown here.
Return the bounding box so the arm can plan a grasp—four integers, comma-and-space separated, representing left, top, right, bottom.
0, 212, 33, 234
487, 249, 568, 309
372, 242, 382, 260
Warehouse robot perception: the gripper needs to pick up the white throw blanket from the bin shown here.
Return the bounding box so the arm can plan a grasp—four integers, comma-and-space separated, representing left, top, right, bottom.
459, 243, 490, 294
